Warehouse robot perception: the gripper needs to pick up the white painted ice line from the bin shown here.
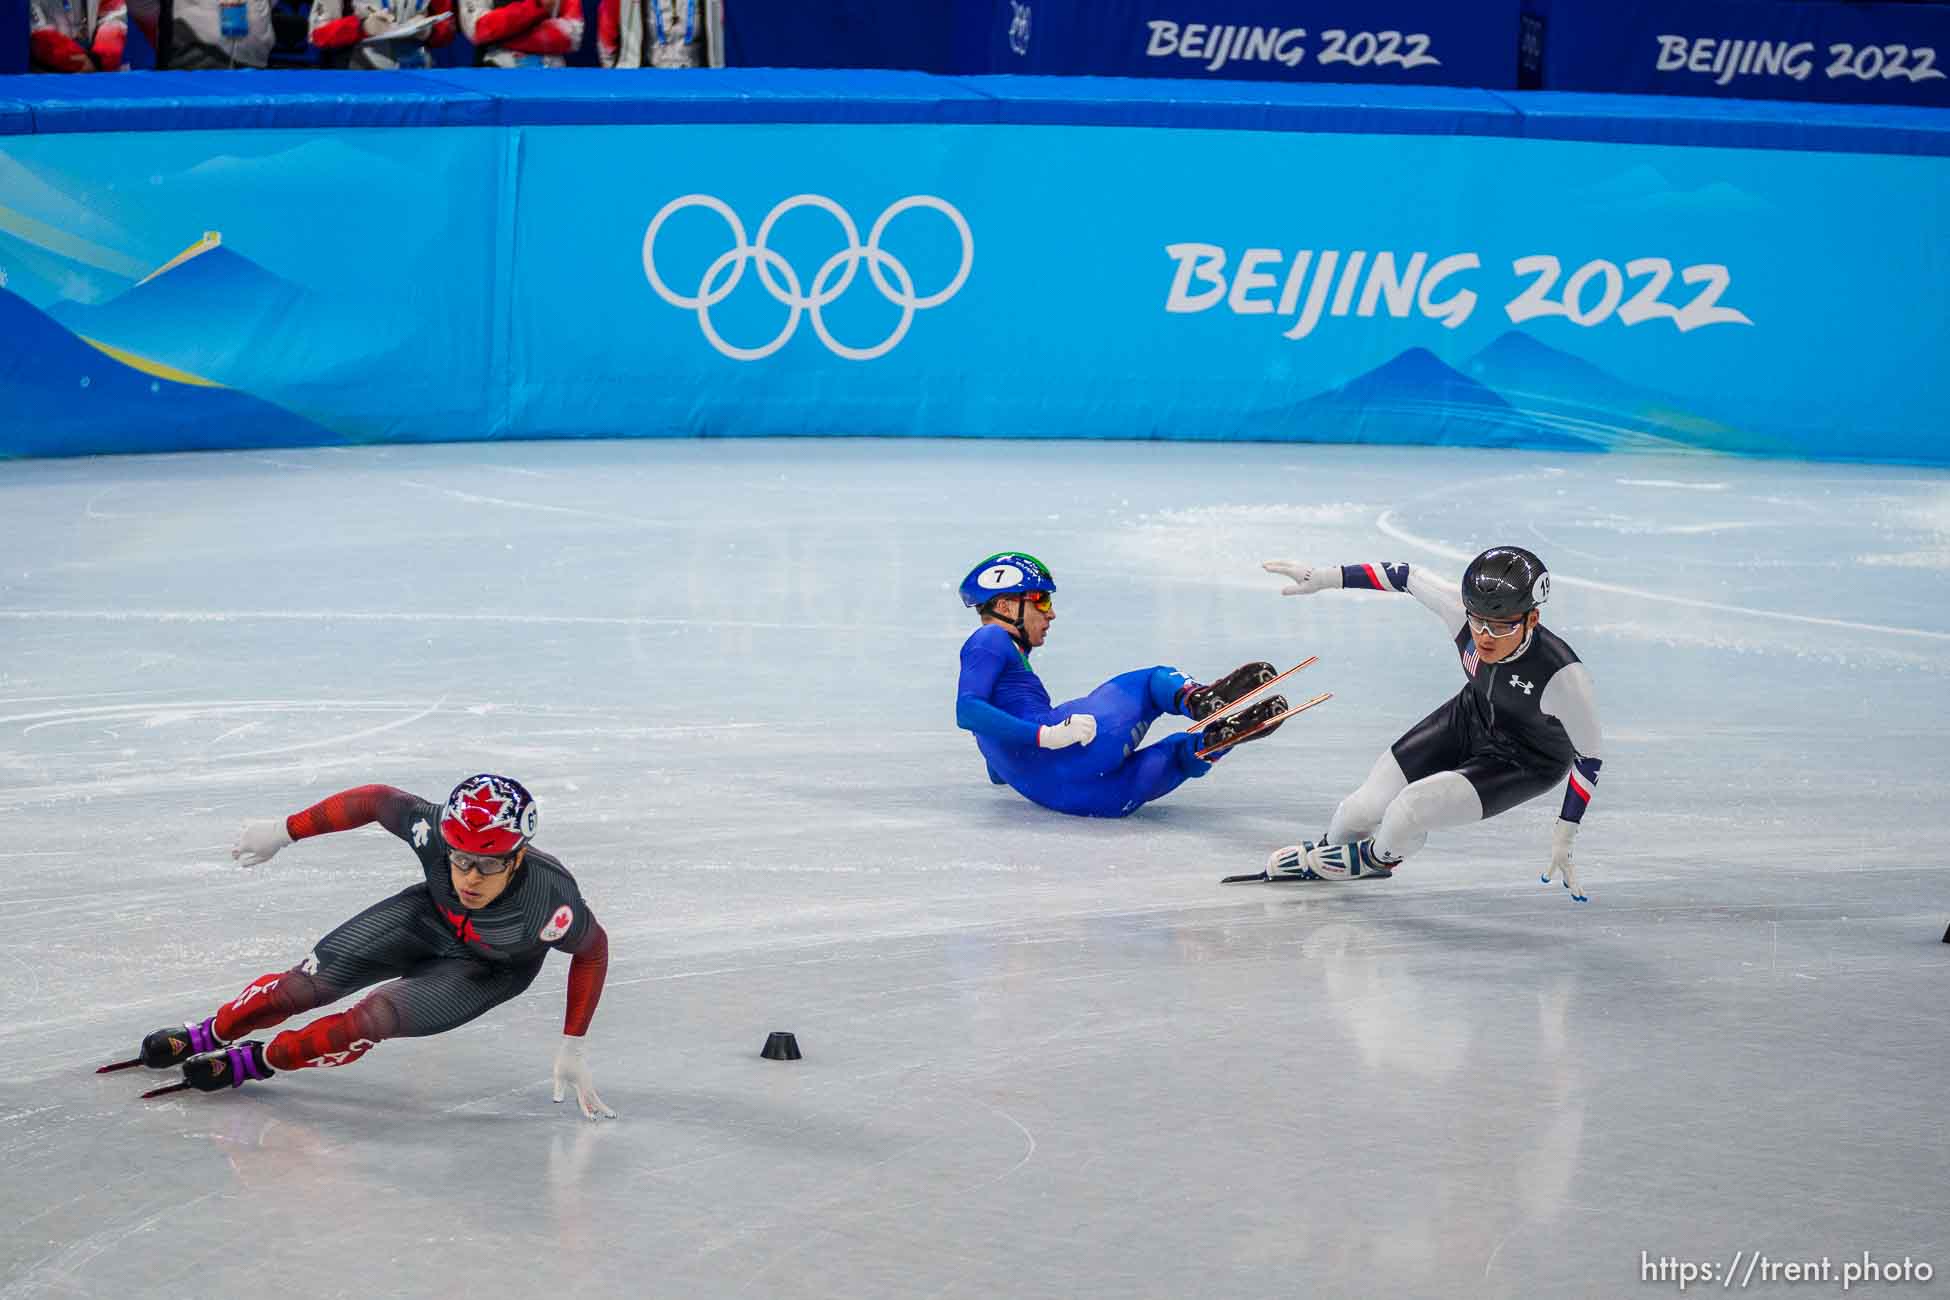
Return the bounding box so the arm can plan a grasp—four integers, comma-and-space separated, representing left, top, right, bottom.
1376, 509, 1950, 642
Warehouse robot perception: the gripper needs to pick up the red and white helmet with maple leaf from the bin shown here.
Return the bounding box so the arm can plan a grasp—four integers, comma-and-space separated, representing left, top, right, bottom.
440, 773, 539, 856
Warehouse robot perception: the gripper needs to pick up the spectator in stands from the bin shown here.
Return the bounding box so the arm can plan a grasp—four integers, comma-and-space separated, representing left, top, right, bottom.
28, 0, 128, 70
309, 0, 455, 67
165, 0, 276, 66
457, 0, 580, 65
598, 0, 702, 68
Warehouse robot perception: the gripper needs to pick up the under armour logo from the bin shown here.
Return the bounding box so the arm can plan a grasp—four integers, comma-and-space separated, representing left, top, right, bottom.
1509, 675, 1535, 696
411, 818, 430, 847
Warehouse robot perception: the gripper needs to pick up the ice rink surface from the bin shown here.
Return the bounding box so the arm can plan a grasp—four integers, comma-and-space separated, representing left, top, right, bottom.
2, 438, 1946, 1300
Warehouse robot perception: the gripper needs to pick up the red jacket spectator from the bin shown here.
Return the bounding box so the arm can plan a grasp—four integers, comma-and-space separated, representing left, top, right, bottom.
309, 0, 455, 69
458, 0, 581, 67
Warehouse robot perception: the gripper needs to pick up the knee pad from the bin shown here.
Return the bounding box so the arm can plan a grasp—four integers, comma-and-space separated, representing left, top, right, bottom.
349, 994, 403, 1041
1331, 789, 1387, 841
1388, 782, 1446, 836
1389, 773, 1482, 835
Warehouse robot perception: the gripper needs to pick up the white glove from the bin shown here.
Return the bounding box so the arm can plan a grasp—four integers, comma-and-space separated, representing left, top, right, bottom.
232, 818, 293, 867
1542, 819, 1587, 902
1038, 714, 1098, 750
1262, 560, 1340, 597
552, 1036, 616, 1119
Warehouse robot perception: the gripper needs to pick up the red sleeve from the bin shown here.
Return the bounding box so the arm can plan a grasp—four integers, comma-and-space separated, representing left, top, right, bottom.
471, 0, 543, 44
508, 0, 576, 53
426, 0, 455, 48
285, 784, 418, 840
562, 920, 608, 1036
30, 29, 91, 68
596, 0, 616, 65
311, 13, 361, 46
91, 24, 126, 67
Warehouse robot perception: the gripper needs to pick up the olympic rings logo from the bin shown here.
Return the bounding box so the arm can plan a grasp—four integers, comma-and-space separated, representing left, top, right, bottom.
641, 194, 975, 362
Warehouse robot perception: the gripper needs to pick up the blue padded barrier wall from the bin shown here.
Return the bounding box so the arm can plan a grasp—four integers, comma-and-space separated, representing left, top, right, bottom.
1, 69, 1948, 463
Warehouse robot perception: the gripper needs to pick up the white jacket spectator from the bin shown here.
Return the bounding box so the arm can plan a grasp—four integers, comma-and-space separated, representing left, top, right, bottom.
166, 0, 275, 66
598, 0, 702, 68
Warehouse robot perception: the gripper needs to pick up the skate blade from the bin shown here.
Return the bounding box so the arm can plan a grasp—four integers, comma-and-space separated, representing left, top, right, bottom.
1195, 691, 1332, 760
1222, 870, 1328, 884
139, 1081, 194, 1100
1184, 657, 1317, 733
96, 1057, 145, 1074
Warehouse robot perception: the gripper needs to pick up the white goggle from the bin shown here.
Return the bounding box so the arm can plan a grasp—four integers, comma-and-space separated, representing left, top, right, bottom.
1466, 613, 1527, 638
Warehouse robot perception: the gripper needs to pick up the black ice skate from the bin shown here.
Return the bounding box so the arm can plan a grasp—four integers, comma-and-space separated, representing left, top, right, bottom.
1180, 661, 1279, 721
1199, 695, 1289, 752
97, 1016, 225, 1076
182, 1042, 275, 1093
142, 1016, 225, 1068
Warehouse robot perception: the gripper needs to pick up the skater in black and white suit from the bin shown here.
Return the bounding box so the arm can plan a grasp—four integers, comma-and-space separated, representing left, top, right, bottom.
1258, 547, 1604, 900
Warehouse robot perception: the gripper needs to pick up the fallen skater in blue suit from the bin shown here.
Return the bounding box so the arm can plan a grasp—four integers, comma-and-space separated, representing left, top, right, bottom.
954, 551, 1290, 818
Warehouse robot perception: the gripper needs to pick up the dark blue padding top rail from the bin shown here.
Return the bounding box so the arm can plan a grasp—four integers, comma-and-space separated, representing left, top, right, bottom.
1, 66, 1948, 154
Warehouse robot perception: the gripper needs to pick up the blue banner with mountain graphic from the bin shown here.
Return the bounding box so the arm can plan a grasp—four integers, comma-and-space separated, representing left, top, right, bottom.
3, 95, 1948, 463
0, 129, 499, 457
513, 122, 1950, 463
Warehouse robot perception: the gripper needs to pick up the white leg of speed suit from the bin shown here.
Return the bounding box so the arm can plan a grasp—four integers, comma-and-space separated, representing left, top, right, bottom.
1326, 749, 1411, 844
1372, 771, 1485, 864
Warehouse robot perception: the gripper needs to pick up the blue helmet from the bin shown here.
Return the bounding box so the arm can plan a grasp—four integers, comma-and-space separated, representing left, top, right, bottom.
959, 552, 1056, 608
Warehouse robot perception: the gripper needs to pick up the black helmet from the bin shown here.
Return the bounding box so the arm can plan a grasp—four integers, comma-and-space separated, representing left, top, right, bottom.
1461, 546, 1549, 621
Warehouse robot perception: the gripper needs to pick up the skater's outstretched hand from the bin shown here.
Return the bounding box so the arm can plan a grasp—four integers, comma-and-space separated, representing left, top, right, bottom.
553, 1036, 616, 1120
1038, 714, 1097, 750
1542, 818, 1587, 902
1262, 561, 1336, 596
232, 818, 294, 867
